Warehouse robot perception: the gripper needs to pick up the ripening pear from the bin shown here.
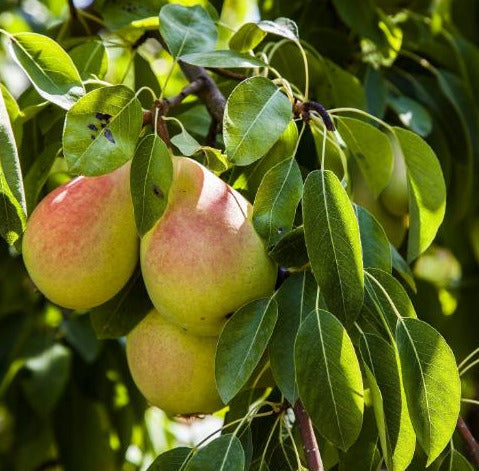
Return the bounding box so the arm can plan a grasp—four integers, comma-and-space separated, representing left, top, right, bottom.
379, 135, 409, 217
351, 166, 408, 248
141, 157, 277, 336
22, 163, 138, 310
126, 310, 223, 416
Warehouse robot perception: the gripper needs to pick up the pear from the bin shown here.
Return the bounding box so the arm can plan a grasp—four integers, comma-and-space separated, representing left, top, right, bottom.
351, 165, 407, 248
141, 157, 277, 336
22, 163, 138, 310
380, 135, 409, 217
126, 310, 223, 416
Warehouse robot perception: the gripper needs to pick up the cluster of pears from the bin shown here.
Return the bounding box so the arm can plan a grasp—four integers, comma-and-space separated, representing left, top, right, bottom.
23, 156, 277, 416
351, 134, 409, 247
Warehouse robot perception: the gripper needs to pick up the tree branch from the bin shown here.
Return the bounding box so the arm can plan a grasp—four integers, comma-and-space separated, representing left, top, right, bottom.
206, 67, 247, 81
293, 401, 324, 471
457, 416, 479, 469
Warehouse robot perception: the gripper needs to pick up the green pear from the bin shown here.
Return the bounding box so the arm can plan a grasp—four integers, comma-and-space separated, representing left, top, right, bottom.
126, 310, 223, 416
22, 163, 138, 310
379, 135, 409, 217
141, 156, 277, 336
351, 165, 408, 248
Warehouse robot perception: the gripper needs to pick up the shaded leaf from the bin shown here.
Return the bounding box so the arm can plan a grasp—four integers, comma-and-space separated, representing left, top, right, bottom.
131, 134, 173, 236
295, 309, 364, 450
216, 298, 277, 403
181, 50, 265, 68
253, 158, 302, 247
224, 77, 292, 166
147, 447, 191, 471
438, 450, 474, 471
303, 170, 364, 325
69, 40, 108, 80
388, 95, 432, 137
268, 226, 309, 269
391, 245, 416, 292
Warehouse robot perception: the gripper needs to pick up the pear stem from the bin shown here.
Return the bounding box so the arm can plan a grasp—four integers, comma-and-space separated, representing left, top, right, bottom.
293, 401, 324, 471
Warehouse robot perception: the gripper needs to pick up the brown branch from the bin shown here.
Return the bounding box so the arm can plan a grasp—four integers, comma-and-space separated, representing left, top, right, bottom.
293, 401, 324, 471
457, 416, 479, 469
164, 78, 206, 109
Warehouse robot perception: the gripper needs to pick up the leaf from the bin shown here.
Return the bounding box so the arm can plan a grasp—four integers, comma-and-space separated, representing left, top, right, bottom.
130, 134, 173, 237
180, 50, 266, 68
8, 32, 84, 110
295, 309, 364, 450
392, 127, 446, 262
364, 268, 416, 337
0, 88, 26, 213
302, 170, 364, 325
438, 450, 474, 471
354, 205, 392, 272
61, 315, 100, 364
216, 298, 278, 403
360, 333, 415, 471
90, 269, 153, 339
63, 85, 143, 176
229, 17, 298, 53
185, 435, 245, 471
268, 226, 309, 269
396, 318, 461, 464
69, 40, 108, 80
338, 406, 382, 471
337, 117, 393, 197
159, 4, 217, 59
147, 447, 191, 471
170, 128, 201, 156
22, 343, 71, 417
269, 272, 323, 403
388, 95, 432, 137
390, 245, 416, 292
223, 77, 292, 166
253, 158, 303, 247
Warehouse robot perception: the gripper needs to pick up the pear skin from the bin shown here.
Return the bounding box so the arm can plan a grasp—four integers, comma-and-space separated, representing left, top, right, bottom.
126, 311, 223, 416
141, 157, 277, 336
22, 163, 138, 310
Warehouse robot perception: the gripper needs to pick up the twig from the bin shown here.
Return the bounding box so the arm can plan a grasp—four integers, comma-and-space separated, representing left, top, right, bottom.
164, 78, 206, 109
67, 0, 78, 20
206, 118, 219, 147
293, 401, 324, 471
294, 100, 335, 131
457, 416, 479, 469
146, 100, 171, 148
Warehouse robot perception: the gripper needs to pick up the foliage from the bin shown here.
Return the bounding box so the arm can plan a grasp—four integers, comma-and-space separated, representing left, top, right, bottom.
1, 0, 479, 470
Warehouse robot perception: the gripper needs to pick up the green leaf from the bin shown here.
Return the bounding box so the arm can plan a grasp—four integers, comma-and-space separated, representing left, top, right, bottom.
364, 268, 416, 337
360, 333, 416, 471
170, 128, 201, 156
229, 18, 298, 52
337, 117, 393, 197
147, 447, 191, 471
338, 406, 382, 471
90, 269, 153, 339
390, 245, 416, 292
269, 272, 323, 403
22, 343, 71, 417
438, 450, 474, 471
216, 298, 278, 403
8, 32, 85, 110
303, 170, 364, 325
224, 77, 292, 166
0, 88, 26, 213
392, 127, 446, 262
268, 226, 309, 269
388, 95, 432, 137
253, 158, 303, 247
63, 85, 142, 176
159, 4, 217, 59
295, 309, 364, 450
355, 205, 392, 272
396, 318, 461, 465
185, 435, 245, 471
232, 120, 298, 199
69, 40, 108, 80
180, 50, 265, 68
130, 134, 173, 237
61, 316, 100, 364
